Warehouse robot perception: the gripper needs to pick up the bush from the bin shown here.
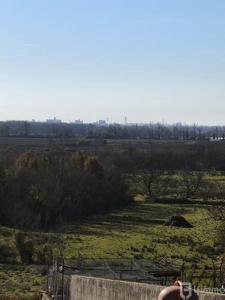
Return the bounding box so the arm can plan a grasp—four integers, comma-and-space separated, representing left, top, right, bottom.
15, 233, 34, 264
0, 241, 18, 263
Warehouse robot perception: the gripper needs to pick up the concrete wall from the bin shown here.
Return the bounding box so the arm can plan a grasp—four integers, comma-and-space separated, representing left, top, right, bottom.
69, 275, 225, 300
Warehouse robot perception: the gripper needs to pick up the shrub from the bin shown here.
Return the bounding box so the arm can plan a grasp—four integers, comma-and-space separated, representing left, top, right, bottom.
15, 233, 34, 264
0, 241, 18, 263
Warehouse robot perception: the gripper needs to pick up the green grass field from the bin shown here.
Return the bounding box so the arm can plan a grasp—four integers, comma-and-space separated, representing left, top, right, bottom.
0, 199, 221, 296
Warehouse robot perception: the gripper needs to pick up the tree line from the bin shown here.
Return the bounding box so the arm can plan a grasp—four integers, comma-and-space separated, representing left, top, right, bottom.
111, 143, 225, 172
0, 151, 130, 229
110, 146, 225, 202
1, 141, 225, 229
1, 120, 225, 140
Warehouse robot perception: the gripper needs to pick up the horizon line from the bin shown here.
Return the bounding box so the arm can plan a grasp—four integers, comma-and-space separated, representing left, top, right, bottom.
1, 119, 225, 127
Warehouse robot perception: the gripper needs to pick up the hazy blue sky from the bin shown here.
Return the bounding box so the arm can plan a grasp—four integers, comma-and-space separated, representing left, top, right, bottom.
0, 0, 225, 124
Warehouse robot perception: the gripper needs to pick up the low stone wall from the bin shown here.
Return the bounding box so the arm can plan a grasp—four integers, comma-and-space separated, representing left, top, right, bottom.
69, 275, 225, 300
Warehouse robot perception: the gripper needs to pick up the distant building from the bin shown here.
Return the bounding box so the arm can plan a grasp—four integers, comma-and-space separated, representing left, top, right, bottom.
96, 120, 107, 126
210, 136, 224, 142
74, 119, 83, 124
46, 117, 62, 124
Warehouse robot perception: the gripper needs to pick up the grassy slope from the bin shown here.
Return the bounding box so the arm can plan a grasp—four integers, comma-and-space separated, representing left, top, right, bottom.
64, 201, 218, 266
0, 200, 220, 295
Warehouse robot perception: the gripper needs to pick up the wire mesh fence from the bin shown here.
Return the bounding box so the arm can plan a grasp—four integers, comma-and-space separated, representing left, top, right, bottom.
46, 258, 184, 299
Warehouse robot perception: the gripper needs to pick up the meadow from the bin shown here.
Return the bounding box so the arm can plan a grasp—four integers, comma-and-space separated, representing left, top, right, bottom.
0, 137, 225, 297
0, 199, 221, 297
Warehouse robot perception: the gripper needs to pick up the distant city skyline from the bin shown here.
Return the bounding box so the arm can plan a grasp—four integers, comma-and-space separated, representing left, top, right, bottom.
2, 117, 225, 127
0, 1, 225, 125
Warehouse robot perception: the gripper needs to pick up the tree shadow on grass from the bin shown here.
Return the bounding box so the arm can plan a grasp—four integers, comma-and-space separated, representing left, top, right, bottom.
65, 203, 191, 237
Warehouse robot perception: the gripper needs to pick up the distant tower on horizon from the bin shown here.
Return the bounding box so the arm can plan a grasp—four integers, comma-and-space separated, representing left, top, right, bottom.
124, 116, 127, 125
46, 117, 62, 124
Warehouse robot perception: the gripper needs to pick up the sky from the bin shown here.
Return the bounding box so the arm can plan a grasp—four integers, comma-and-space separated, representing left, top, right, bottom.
0, 0, 225, 125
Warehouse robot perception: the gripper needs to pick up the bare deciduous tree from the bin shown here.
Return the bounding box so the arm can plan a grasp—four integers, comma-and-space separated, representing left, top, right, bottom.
181, 170, 204, 199
138, 170, 162, 200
